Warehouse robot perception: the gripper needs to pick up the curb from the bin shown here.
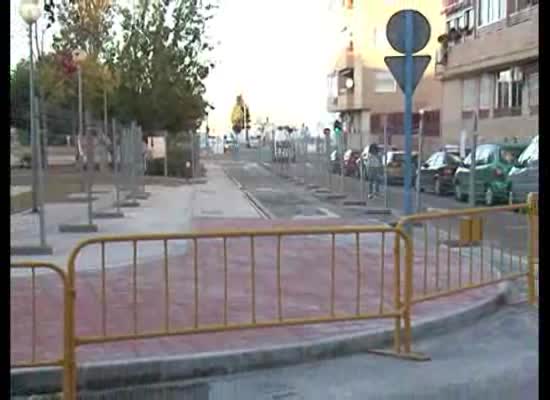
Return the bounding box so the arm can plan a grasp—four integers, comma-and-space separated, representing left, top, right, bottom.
11, 282, 508, 396
222, 168, 274, 220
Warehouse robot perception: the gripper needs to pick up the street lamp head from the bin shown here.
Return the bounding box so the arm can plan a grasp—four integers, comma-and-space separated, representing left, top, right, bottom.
72, 49, 88, 64
19, 0, 42, 24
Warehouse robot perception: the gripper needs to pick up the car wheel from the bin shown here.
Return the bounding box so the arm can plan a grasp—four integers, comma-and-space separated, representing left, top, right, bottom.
434, 179, 442, 196
455, 182, 465, 202
485, 186, 494, 207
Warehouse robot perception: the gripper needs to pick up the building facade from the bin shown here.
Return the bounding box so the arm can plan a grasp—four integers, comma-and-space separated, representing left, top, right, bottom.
436, 0, 538, 145
327, 0, 445, 153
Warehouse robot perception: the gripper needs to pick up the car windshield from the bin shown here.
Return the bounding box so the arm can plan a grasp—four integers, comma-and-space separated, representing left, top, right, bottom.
500, 148, 525, 165
446, 153, 462, 164
516, 137, 538, 166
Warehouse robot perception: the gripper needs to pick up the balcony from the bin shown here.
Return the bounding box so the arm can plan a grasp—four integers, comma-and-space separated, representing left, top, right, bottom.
439, 5, 538, 78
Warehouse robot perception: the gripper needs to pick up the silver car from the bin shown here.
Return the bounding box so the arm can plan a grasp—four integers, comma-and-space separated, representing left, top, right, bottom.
508, 135, 538, 204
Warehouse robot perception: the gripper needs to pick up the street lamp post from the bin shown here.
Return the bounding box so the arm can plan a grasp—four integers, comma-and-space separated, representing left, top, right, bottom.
73, 49, 87, 190
20, 0, 42, 213
17, 0, 51, 254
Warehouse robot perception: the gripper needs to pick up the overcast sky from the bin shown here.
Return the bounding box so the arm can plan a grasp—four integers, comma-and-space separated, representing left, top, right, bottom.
11, 0, 338, 134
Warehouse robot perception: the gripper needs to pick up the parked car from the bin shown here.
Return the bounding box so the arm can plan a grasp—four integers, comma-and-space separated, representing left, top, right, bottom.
385, 151, 419, 185
223, 135, 237, 153
342, 149, 361, 176
329, 150, 340, 174
249, 135, 261, 148
358, 145, 397, 179
419, 150, 462, 195
508, 135, 538, 204
440, 144, 471, 158
453, 142, 528, 206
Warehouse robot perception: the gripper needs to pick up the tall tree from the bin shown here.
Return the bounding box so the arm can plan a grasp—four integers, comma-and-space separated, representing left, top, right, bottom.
230, 95, 251, 135
113, 0, 216, 133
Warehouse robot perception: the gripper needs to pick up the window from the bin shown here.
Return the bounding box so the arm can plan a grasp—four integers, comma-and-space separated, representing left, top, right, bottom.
495, 68, 523, 111
500, 148, 524, 165
432, 153, 445, 168
375, 71, 396, 93
478, 0, 506, 26
479, 73, 492, 110
476, 145, 497, 165
510, 0, 538, 13
462, 78, 477, 111
517, 136, 538, 166
328, 73, 338, 99
528, 72, 538, 107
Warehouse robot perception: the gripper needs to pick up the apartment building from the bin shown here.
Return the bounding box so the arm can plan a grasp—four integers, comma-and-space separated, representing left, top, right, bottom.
436, 0, 538, 145
327, 0, 445, 153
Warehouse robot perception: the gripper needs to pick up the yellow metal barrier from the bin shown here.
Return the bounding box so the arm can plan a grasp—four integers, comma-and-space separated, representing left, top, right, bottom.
396, 193, 538, 308
62, 225, 423, 396
10, 262, 75, 400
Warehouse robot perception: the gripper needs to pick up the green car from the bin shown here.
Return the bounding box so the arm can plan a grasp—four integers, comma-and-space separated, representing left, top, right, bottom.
453, 142, 527, 206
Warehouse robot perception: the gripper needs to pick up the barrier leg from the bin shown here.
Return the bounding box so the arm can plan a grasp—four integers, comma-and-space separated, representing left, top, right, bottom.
527, 193, 538, 305
367, 234, 430, 361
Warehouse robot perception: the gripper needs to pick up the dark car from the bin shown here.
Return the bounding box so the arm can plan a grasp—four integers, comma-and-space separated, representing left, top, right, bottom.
385, 151, 419, 185
342, 149, 361, 176
419, 151, 462, 195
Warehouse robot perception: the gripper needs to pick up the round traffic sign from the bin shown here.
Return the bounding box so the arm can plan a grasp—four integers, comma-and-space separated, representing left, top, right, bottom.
386, 10, 431, 54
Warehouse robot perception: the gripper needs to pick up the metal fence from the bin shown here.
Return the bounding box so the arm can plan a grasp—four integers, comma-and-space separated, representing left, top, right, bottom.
10, 262, 75, 399
10, 198, 538, 398
396, 193, 538, 306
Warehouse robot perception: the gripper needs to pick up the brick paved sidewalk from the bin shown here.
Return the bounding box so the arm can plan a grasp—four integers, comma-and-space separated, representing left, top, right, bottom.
11, 218, 499, 366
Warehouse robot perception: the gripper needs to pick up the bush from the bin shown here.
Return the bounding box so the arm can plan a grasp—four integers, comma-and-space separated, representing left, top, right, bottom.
147, 147, 196, 178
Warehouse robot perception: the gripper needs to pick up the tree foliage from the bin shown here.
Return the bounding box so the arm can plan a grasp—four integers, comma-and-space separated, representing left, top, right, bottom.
35, 0, 215, 134
113, 0, 216, 133
230, 95, 251, 134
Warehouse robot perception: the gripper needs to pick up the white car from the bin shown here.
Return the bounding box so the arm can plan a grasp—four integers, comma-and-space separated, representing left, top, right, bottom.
249, 135, 261, 148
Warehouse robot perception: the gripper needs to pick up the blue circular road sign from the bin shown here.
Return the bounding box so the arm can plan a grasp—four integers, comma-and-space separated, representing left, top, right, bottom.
386, 10, 431, 54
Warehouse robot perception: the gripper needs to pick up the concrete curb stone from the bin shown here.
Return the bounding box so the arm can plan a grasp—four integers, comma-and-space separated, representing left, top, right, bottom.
11, 281, 507, 396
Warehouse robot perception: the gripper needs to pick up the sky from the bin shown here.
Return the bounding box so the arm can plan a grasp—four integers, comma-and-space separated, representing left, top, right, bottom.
11, 0, 339, 135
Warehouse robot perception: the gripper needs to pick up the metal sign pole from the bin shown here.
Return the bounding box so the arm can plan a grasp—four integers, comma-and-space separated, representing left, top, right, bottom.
469, 113, 478, 207
326, 133, 332, 190
112, 118, 121, 214
403, 10, 414, 219
164, 131, 168, 177
383, 115, 389, 210
339, 133, 344, 193
415, 111, 424, 213
85, 122, 94, 226
303, 133, 307, 181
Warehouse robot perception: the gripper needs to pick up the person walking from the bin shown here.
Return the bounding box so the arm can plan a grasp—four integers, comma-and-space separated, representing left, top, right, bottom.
365, 143, 382, 199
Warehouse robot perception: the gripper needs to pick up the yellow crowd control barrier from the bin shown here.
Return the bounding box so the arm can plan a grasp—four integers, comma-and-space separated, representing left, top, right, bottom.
10, 262, 76, 400
62, 225, 423, 397
396, 193, 538, 307
11, 194, 538, 399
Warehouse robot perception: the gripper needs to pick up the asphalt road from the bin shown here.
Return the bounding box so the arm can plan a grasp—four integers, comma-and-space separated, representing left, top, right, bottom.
222, 148, 533, 257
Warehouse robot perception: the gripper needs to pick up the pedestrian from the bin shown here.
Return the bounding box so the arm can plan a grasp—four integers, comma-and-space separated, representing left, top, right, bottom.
366, 143, 382, 199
